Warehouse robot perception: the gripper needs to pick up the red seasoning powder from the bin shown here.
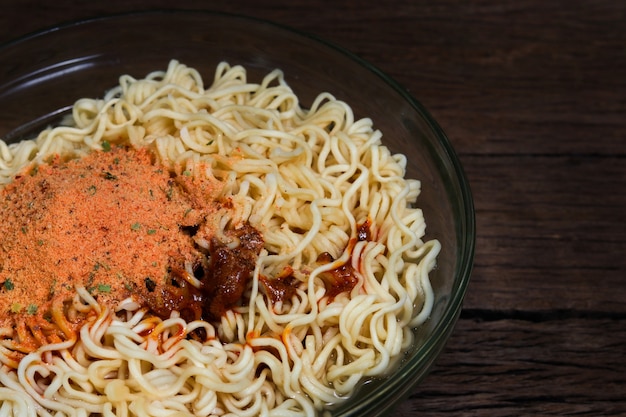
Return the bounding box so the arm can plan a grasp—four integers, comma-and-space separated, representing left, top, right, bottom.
0, 146, 222, 330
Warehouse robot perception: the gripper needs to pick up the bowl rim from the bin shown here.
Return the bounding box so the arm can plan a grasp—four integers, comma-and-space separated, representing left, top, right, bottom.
0, 9, 475, 415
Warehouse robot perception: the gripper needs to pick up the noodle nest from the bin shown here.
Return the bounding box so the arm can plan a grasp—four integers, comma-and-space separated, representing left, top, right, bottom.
0, 60, 440, 417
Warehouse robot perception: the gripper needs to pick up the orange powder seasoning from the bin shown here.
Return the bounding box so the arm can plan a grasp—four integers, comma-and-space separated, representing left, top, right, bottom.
0, 146, 222, 331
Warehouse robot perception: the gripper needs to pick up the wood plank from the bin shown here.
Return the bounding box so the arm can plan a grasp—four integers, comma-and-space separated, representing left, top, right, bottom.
396, 316, 626, 416
1, 1, 624, 157
372, 0, 626, 157
462, 154, 626, 312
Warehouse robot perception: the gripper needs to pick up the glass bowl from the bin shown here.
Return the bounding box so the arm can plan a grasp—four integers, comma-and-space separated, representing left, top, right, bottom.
0, 10, 474, 417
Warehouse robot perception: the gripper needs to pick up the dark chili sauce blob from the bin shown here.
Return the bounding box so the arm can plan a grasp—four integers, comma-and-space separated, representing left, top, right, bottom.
357, 218, 373, 242
144, 219, 373, 328
316, 219, 373, 298
142, 267, 204, 323
140, 222, 264, 332
316, 252, 359, 298
201, 223, 264, 320
260, 266, 299, 305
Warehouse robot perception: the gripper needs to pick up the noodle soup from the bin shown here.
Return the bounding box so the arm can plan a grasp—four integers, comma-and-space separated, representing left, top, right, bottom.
0, 61, 439, 416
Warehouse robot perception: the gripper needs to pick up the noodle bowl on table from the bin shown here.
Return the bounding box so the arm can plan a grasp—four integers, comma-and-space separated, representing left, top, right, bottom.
0, 60, 439, 416
0, 10, 474, 417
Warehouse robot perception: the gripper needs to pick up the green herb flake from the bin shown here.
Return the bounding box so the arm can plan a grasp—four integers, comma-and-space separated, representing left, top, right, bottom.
86, 273, 95, 291
163, 185, 174, 201
147, 229, 156, 235
48, 279, 57, 300
183, 170, 192, 177
101, 140, 112, 152
96, 261, 111, 271
27, 304, 38, 315
3, 278, 14, 291
87, 185, 97, 196
131, 222, 141, 231
10, 303, 22, 313
97, 284, 112, 293
102, 171, 117, 181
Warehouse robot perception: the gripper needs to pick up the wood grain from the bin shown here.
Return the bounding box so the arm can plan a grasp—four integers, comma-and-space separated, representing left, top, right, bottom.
399, 317, 626, 416
465, 154, 626, 312
1, 0, 625, 415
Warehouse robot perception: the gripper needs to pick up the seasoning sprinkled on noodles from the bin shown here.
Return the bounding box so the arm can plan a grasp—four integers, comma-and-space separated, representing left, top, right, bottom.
0, 60, 440, 416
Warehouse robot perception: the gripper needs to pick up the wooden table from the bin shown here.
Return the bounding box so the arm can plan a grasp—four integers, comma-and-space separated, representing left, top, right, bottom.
1, 0, 624, 415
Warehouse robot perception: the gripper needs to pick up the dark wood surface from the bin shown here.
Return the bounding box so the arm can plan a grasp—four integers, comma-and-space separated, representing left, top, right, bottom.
2, 0, 624, 415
